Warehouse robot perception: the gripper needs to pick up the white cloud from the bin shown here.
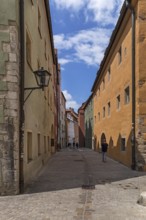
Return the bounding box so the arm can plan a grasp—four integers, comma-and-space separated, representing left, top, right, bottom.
59, 58, 72, 65
52, 0, 125, 25
63, 90, 72, 100
63, 90, 80, 110
54, 28, 111, 66
53, 0, 85, 11
52, 0, 125, 67
87, 0, 125, 25
54, 34, 72, 50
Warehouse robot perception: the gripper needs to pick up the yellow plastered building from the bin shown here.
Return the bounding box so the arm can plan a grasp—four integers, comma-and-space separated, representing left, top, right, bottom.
92, 0, 146, 170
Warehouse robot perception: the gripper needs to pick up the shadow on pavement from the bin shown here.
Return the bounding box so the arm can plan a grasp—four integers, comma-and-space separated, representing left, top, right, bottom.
24, 148, 146, 194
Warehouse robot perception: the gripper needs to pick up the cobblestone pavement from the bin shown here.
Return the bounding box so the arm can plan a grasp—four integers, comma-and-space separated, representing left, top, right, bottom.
0, 148, 146, 220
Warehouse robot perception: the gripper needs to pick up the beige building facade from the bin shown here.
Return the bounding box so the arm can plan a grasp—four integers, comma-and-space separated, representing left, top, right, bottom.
66, 108, 78, 147
60, 92, 66, 148
23, 0, 56, 188
0, 0, 58, 195
92, 0, 146, 170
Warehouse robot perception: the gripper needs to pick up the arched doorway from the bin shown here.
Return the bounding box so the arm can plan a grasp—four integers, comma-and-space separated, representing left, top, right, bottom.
101, 133, 106, 144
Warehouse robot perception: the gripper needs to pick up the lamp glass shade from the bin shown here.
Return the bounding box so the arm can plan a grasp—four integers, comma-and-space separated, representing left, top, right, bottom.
33, 67, 51, 87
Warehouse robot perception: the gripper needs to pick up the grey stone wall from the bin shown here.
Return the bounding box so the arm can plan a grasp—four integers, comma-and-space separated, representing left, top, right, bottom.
0, 22, 20, 194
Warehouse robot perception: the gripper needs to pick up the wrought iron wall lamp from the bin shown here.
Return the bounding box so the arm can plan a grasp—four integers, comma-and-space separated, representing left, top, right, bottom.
24, 67, 51, 103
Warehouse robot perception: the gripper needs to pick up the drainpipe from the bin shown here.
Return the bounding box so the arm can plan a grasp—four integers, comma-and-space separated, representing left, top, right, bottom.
19, 0, 25, 192
125, 0, 136, 170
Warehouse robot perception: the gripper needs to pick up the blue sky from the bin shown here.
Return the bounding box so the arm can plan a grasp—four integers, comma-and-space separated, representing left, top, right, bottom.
50, 0, 125, 111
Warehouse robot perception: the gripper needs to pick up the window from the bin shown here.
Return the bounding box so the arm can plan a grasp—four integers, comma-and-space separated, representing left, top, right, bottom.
44, 39, 47, 60
94, 116, 96, 124
98, 112, 100, 121
103, 79, 105, 90
103, 107, 105, 118
50, 95, 52, 108
26, 31, 31, 66
51, 138, 54, 147
44, 136, 46, 153
38, 7, 42, 38
118, 46, 122, 64
117, 95, 121, 110
37, 59, 40, 69
124, 47, 127, 56
31, 0, 34, 5
27, 132, 32, 162
107, 102, 111, 116
121, 137, 126, 151
125, 86, 130, 104
38, 133, 41, 156
108, 67, 111, 81
98, 88, 100, 96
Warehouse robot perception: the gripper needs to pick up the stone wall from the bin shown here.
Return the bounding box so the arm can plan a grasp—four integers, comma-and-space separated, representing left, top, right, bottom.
136, 0, 146, 171
0, 0, 20, 195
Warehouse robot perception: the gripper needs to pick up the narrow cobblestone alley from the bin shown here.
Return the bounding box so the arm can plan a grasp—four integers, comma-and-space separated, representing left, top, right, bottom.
0, 148, 146, 220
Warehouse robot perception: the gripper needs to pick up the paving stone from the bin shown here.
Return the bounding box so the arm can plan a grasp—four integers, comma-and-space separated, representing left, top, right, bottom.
0, 148, 146, 219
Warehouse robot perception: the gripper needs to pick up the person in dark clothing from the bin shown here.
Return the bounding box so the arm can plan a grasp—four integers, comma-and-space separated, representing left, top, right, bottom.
73, 142, 75, 149
101, 139, 108, 162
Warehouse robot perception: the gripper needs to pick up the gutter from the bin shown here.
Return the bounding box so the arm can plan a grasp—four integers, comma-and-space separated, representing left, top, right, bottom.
126, 0, 136, 170
19, 0, 25, 192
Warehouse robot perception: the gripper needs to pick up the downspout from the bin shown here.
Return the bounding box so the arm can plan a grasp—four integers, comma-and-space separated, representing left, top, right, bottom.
125, 0, 136, 170
19, 0, 25, 192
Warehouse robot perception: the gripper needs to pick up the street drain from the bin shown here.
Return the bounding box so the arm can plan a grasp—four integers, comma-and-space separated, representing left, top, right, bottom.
82, 185, 95, 190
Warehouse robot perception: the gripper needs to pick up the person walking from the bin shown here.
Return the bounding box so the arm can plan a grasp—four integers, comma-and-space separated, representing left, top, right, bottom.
101, 139, 108, 162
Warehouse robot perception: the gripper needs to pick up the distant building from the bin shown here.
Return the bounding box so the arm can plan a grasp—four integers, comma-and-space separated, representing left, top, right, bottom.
78, 103, 86, 148
84, 94, 94, 149
60, 92, 66, 148
66, 108, 78, 147
54, 50, 61, 151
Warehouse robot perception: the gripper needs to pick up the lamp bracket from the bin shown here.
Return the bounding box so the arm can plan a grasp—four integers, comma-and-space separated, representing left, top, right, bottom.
24, 86, 42, 91
24, 87, 42, 103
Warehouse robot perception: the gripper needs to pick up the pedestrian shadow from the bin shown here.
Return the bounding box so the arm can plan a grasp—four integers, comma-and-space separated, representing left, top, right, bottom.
24, 149, 146, 194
